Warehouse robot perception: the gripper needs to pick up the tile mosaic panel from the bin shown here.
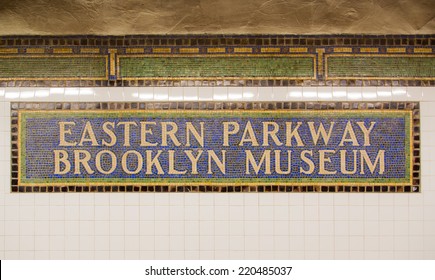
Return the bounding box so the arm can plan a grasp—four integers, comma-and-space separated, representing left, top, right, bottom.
0, 35, 434, 86
0, 55, 108, 80
118, 55, 315, 80
326, 55, 435, 79
11, 101, 420, 193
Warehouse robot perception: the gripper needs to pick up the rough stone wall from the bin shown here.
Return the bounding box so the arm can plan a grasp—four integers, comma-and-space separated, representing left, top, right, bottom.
0, 0, 433, 35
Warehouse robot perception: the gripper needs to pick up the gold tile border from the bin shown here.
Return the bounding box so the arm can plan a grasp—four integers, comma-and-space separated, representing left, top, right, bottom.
333, 47, 353, 53
116, 54, 317, 80
26, 48, 45, 54
316, 48, 325, 76
0, 55, 109, 80
360, 48, 379, 53
0, 48, 18, 54
324, 54, 435, 80
52, 48, 73, 54
261, 47, 281, 53
80, 48, 100, 54
234, 47, 253, 53
207, 47, 226, 53
414, 48, 432, 53
387, 47, 406, 53
179, 48, 199, 53
152, 48, 171, 54
125, 48, 144, 54
289, 47, 308, 53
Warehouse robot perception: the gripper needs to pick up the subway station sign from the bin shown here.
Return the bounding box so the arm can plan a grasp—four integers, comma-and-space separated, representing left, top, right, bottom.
16, 108, 413, 188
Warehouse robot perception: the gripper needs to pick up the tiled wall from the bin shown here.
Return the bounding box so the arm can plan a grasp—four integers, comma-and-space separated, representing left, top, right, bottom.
0, 86, 434, 259
1, 35, 434, 87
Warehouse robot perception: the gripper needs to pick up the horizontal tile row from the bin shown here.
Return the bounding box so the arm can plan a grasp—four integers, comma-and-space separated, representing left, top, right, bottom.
0, 87, 433, 102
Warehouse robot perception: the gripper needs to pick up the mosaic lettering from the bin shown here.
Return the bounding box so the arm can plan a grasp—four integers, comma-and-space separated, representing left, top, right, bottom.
16, 109, 413, 187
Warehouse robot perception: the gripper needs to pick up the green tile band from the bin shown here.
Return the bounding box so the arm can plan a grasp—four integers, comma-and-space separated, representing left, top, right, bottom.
0, 56, 107, 79
326, 55, 435, 79
118, 55, 315, 79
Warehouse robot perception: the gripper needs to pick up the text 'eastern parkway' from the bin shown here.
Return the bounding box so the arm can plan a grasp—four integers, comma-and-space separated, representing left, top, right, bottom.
52, 119, 386, 176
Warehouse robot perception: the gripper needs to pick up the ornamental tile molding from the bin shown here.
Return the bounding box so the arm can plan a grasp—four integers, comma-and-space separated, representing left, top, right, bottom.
0, 35, 434, 86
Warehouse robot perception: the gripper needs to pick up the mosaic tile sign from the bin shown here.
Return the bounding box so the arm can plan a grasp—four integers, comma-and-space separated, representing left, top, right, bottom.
15, 106, 414, 191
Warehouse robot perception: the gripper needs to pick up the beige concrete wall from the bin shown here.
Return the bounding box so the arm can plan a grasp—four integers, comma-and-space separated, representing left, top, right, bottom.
0, 0, 433, 35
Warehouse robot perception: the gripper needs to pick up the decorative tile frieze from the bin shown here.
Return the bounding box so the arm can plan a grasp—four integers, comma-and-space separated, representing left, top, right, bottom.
0, 35, 433, 86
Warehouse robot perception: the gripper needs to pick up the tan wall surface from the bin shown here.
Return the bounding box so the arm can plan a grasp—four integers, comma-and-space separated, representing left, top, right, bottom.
0, 0, 434, 35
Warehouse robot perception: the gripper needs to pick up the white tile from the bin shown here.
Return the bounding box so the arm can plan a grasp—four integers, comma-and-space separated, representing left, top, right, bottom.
93, 87, 110, 101
78, 88, 95, 101
406, 87, 422, 101
376, 87, 392, 100
138, 87, 154, 100
257, 87, 273, 101
20, 88, 35, 99
272, 87, 287, 101
332, 87, 347, 100
4, 88, 20, 100
108, 87, 124, 101
154, 87, 169, 101
198, 87, 213, 101
125, 221, 140, 236
392, 87, 407, 101
123, 87, 139, 101
302, 87, 317, 100
213, 87, 227, 100
34, 88, 51, 101
64, 88, 79, 101
362, 87, 377, 100
183, 87, 198, 101
242, 87, 258, 100
168, 87, 183, 101
228, 87, 243, 100
288, 87, 302, 100
317, 87, 332, 100
422, 87, 435, 101
347, 87, 362, 100
0, 88, 5, 100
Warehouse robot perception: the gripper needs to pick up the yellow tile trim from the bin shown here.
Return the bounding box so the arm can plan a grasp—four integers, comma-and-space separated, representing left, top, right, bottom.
80, 48, 100, 54
153, 48, 171, 54
289, 48, 308, 53
234, 47, 252, 53
414, 48, 432, 53
0, 48, 18, 54
316, 48, 325, 76
333, 47, 352, 53
109, 49, 117, 76
180, 48, 199, 54
52, 48, 73, 54
387, 47, 406, 53
261, 47, 280, 53
207, 48, 226, 53
26, 48, 45, 54
360, 48, 379, 53
125, 48, 144, 54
